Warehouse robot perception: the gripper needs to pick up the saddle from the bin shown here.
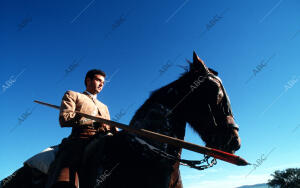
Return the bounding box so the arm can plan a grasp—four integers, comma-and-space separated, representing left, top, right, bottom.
24, 146, 59, 174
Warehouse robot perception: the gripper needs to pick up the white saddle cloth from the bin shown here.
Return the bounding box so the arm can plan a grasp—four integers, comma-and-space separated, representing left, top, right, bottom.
24, 145, 59, 174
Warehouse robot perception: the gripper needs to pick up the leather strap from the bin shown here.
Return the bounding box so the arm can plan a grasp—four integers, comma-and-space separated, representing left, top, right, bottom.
226, 116, 239, 130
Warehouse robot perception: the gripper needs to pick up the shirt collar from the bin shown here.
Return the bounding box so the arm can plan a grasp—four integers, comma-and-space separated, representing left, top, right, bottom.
84, 90, 97, 100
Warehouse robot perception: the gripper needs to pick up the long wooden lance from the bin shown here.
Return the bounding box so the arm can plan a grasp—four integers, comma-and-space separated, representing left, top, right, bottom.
34, 100, 250, 166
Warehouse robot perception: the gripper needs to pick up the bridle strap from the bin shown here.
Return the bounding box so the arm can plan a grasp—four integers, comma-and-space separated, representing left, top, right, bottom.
226, 116, 239, 130
207, 73, 239, 131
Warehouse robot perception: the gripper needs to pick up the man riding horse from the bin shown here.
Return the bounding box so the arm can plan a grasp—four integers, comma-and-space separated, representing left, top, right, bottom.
46, 69, 118, 188
0, 52, 243, 188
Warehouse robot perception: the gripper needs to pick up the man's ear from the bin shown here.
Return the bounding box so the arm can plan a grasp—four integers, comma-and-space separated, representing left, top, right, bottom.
86, 77, 91, 87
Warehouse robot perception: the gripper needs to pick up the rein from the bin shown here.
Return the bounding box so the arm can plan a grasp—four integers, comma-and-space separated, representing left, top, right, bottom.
130, 136, 217, 171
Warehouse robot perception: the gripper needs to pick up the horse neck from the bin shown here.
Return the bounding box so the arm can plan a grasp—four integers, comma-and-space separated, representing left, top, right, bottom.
129, 78, 190, 140
159, 79, 189, 112
158, 84, 188, 140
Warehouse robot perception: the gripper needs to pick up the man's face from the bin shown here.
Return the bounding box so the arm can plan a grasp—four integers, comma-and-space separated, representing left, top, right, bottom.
86, 74, 105, 94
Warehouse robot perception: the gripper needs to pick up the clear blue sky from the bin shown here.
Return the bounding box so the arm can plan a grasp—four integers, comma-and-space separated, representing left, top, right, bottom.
1, 0, 300, 187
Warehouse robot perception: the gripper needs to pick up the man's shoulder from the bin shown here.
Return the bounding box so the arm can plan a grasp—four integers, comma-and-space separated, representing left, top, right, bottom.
63, 90, 89, 101
64, 90, 81, 97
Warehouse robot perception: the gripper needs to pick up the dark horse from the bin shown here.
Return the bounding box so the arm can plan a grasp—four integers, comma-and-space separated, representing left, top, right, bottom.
0, 52, 241, 188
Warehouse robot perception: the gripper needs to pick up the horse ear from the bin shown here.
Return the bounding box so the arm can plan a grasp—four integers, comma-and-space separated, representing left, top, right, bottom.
190, 51, 209, 75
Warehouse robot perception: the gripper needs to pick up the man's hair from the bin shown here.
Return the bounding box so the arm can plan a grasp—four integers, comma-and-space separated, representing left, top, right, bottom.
85, 69, 106, 86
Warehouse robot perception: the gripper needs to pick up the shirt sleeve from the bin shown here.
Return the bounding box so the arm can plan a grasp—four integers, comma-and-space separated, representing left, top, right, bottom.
59, 90, 79, 127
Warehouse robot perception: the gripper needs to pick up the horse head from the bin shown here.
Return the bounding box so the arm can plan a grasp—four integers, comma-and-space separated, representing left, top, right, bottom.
177, 51, 241, 154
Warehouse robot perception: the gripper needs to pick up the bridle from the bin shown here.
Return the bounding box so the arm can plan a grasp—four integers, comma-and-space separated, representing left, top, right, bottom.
206, 73, 239, 131
166, 72, 239, 131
